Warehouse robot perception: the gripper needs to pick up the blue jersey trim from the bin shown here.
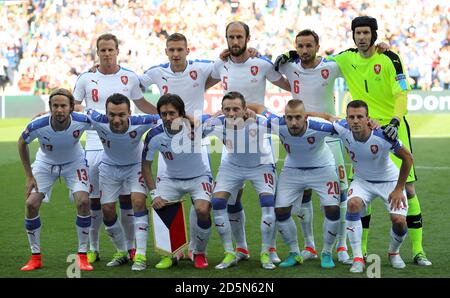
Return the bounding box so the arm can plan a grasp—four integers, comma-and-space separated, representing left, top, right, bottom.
142, 125, 164, 160
71, 112, 90, 123
145, 62, 170, 72
190, 59, 214, 64
130, 114, 160, 125
88, 110, 109, 124
308, 119, 335, 133
257, 56, 274, 65
27, 116, 50, 133
336, 119, 349, 129
373, 128, 400, 150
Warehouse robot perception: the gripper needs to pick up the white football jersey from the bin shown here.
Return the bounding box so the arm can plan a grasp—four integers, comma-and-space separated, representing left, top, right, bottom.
265, 114, 336, 168
87, 109, 159, 166
73, 66, 144, 150
278, 57, 342, 114
203, 114, 274, 167
143, 124, 209, 179
140, 60, 213, 115
333, 119, 402, 182
21, 113, 90, 165
211, 56, 282, 104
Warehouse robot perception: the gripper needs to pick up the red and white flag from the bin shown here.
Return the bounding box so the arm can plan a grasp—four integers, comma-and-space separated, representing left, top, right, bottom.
151, 201, 187, 255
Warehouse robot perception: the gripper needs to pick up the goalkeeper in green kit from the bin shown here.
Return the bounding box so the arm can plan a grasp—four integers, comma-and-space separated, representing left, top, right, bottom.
276, 16, 431, 266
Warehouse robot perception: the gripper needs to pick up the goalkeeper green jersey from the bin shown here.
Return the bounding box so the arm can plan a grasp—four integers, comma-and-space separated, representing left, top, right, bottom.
329, 49, 411, 120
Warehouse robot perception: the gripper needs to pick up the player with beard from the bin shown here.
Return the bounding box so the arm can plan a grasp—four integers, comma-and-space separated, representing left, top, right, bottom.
211, 21, 290, 265
273, 29, 351, 264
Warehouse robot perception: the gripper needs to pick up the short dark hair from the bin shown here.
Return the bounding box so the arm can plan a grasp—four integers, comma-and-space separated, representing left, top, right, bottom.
105, 93, 130, 110
222, 91, 246, 108
157, 93, 186, 117
49, 88, 74, 109
166, 33, 188, 47
295, 29, 319, 45
286, 99, 305, 110
96, 33, 119, 50
226, 21, 250, 39
347, 100, 369, 116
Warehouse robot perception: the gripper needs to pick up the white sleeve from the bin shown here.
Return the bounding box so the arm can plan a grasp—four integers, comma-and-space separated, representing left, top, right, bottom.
145, 140, 157, 161
129, 74, 144, 100
139, 70, 155, 88
211, 60, 223, 80
265, 62, 282, 82
73, 75, 87, 103
332, 61, 344, 79
332, 119, 349, 137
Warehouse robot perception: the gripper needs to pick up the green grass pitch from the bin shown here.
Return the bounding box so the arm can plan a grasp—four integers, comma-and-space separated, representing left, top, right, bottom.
0, 116, 449, 278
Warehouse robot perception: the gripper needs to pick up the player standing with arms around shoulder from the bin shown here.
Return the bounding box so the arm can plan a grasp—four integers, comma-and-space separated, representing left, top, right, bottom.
19, 88, 93, 271
329, 16, 431, 265
140, 33, 218, 261
73, 33, 157, 264
211, 21, 291, 264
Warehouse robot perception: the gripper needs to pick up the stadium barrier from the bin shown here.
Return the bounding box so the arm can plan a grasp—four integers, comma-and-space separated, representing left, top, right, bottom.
1, 90, 450, 118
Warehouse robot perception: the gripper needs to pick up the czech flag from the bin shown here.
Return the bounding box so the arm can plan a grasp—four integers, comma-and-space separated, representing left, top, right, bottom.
151, 201, 188, 256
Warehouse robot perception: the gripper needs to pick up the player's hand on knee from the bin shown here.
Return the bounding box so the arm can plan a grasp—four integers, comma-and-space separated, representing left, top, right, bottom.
388, 189, 407, 211
274, 50, 299, 71
25, 176, 38, 198
89, 64, 100, 73
152, 197, 167, 210
381, 118, 400, 141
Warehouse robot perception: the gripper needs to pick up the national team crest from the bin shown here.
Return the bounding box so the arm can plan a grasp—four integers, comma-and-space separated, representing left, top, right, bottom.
121, 75, 128, 85
250, 66, 259, 76
189, 70, 197, 80
307, 136, 315, 144
73, 130, 80, 138
370, 144, 379, 154
129, 130, 137, 138
321, 69, 329, 79
374, 64, 381, 74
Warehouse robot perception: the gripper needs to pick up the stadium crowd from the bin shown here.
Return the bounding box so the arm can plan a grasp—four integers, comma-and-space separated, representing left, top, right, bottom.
1, 0, 449, 94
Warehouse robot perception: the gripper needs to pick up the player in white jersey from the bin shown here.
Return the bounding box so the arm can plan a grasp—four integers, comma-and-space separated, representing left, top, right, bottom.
331, 100, 412, 273
273, 29, 351, 263
86, 93, 159, 271
18, 89, 93, 271
140, 33, 220, 261
73, 34, 157, 264
248, 100, 341, 269
202, 92, 277, 270
210, 22, 291, 263
142, 94, 213, 269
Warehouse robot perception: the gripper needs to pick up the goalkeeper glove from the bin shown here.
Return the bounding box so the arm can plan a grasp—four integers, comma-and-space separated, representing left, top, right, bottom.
382, 118, 400, 141
274, 50, 299, 71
